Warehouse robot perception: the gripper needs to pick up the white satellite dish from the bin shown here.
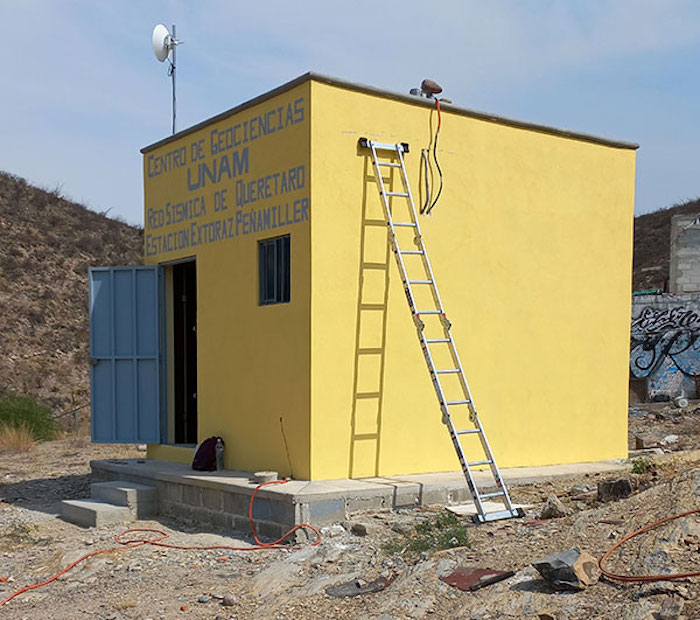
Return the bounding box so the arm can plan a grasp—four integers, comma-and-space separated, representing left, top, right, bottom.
151, 24, 182, 134
152, 24, 172, 62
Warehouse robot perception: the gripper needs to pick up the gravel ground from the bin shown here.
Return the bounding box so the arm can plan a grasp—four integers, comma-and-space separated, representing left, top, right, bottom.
1, 415, 699, 619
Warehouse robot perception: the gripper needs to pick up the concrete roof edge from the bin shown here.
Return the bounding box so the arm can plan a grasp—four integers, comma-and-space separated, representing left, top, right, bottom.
141, 71, 639, 154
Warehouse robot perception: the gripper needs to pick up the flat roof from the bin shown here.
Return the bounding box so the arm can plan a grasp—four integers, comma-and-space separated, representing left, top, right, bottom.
141, 72, 639, 154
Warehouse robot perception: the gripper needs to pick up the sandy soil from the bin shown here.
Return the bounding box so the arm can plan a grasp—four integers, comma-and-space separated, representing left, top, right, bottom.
0, 411, 699, 619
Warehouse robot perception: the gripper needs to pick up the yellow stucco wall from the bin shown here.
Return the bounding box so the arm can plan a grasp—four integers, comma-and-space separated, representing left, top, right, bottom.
141, 75, 635, 481
143, 83, 312, 478
309, 81, 636, 479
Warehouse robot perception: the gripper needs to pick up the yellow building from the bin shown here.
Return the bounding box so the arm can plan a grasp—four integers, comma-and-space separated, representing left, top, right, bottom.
90, 73, 637, 481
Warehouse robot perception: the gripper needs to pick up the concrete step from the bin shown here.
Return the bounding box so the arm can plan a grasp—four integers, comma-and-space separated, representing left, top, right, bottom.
61, 499, 132, 528
91, 480, 158, 518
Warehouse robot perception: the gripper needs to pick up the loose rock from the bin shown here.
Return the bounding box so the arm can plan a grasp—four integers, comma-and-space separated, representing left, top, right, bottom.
222, 594, 236, 606
597, 478, 635, 502
532, 548, 601, 590
658, 596, 684, 619
539, 494, 569, 519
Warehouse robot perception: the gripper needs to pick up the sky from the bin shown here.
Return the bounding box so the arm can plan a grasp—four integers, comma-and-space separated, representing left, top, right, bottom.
1, 0, 699, 225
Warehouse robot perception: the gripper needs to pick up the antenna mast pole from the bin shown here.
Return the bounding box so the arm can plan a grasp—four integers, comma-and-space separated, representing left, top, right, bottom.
171, 24, 176, 135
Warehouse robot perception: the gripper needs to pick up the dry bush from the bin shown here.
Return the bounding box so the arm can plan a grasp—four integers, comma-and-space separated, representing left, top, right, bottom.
0, 423, 36, 452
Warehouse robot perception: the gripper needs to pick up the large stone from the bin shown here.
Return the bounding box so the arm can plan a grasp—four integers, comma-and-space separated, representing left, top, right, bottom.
532, 548, 601, 591
597, 478, 635, 502
635, 434, 662, 450
658, 596, 684, 619
539, 494, 569, 519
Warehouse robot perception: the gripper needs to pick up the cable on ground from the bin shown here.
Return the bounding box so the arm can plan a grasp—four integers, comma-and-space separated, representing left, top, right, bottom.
599, 508, 700, 583
0, 479, 321, 607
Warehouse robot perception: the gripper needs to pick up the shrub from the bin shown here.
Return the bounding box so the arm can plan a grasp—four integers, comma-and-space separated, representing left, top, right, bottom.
631, 456, 653, 475
0, 423, 35, 452
0, 392, 57, 441
383, 511, 470, 559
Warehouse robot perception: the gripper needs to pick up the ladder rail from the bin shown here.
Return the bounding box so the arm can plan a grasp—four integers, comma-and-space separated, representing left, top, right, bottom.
363, 138, 521, 523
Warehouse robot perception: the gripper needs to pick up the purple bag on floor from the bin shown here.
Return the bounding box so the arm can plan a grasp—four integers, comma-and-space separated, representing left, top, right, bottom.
192, 436, 223, 471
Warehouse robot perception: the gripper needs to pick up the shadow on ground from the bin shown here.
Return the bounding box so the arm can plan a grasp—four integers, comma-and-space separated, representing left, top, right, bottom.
0, 473, 91, 514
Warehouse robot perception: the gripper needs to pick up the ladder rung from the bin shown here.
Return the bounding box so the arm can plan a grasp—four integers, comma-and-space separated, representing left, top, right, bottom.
399, 250, 424, 255
425, 338, 450, 343
355, 392, 381, 399
409, 280, 433, 284
383, 191, 409, 197
417, 310, 441, 314
358, 348, 382, 355
353, 433, 379, 440
392, 222, 416, 227
362, 262, 388, 270
435, 369, 460, 374
479, 491, 506, 499
360, 304, 385, 311
468, 460, 493, 467
446, 400, 470, 405
456, 429, 480, 435
364, 219, 386, 227
378, 162, 401, 167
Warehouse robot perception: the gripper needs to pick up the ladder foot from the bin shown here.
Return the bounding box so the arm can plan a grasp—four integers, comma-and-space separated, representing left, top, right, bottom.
471, 507, 525, 524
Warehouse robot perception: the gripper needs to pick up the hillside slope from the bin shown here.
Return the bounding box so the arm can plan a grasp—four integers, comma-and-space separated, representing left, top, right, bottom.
633, 197, 700, 291
0, 172, 142, 414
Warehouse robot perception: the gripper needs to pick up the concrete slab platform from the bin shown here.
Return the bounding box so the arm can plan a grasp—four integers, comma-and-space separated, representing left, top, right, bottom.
90, 457, 627, 538
61, 499, 132, 528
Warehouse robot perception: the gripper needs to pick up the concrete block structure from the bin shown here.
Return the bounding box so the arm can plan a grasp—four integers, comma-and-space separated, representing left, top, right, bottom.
669, 214, 700, 294
631, 293, 700, 400
89, 73, 637, 481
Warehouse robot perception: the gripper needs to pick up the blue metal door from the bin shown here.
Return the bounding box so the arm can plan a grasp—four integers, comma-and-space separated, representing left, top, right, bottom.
89, 266, 161, 443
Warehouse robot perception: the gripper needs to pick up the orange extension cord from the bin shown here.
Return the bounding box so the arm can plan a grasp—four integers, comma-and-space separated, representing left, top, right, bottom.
599, 508, 700, 583
0, 479, 321, 608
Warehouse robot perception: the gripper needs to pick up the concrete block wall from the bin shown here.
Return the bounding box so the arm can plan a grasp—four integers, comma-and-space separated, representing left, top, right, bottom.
90, 460, 482, 538
669, 214, 700, 294
630, 292, 700, 399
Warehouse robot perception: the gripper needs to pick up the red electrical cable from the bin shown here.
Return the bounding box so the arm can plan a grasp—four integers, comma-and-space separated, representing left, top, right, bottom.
0, 479, 321, 608
599, 508, 700, 583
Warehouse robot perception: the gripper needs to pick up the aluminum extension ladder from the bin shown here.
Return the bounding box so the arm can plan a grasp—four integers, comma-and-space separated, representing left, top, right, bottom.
359, 137, 523, 523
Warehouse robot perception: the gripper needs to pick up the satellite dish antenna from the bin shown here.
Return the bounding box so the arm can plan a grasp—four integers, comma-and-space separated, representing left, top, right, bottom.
151, 24, 182, 134
152, 24, 172, 62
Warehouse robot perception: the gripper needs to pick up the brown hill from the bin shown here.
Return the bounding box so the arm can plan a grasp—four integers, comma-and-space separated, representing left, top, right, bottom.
633, 197, 700, 292
0, 171, 142, 416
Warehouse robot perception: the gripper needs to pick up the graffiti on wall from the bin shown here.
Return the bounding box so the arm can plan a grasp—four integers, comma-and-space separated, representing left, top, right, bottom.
630, 296, 700, 398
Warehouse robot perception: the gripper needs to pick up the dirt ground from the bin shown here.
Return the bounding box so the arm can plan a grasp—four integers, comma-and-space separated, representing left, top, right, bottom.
0, 407, 699, 619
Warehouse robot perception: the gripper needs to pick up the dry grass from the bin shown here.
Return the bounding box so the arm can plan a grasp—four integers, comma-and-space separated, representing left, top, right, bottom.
114, 598, 137, 611
0, 423, 36, 452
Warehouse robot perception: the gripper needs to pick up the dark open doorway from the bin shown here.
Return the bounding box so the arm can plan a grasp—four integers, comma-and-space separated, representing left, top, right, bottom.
173, 260, 198, 444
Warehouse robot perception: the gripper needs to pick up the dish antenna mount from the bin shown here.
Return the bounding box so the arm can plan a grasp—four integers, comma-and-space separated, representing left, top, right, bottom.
152, 24, 182, 134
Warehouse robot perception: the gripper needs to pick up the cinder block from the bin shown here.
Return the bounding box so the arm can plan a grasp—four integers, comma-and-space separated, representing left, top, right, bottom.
254, 520, 286, 540
419, 487, 448, 506
307, 499, 345, 523
232, 514, 251, 532
159, 481, 183, 502
346, 494, 390, 514
223, 492, 250, 516
391, 484, 420, 508
202, 489, 223, 512
249, 498, 296, 524
182, 485, 202, 507
61, 499, 131, 528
